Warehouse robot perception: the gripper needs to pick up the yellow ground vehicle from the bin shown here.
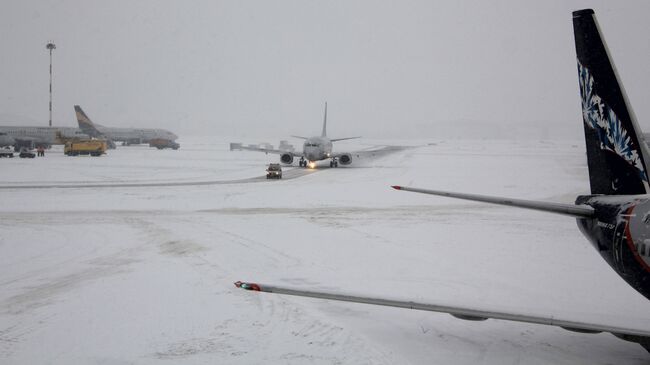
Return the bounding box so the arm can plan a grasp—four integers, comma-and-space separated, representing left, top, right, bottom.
64, 140, 107, 156
149, 138, 180, 150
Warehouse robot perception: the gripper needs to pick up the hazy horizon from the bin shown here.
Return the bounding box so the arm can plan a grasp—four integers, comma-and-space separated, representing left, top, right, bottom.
2, 1, 649, 140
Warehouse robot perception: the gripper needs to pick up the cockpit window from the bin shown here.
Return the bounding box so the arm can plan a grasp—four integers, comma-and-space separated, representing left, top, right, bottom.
305, 142, 319, 147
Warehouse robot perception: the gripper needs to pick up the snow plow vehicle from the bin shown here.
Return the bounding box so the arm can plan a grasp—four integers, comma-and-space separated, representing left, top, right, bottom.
64, 140, 107, 156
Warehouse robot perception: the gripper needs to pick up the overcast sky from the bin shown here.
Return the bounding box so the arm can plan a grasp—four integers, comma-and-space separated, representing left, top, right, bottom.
1, 1, 649, 139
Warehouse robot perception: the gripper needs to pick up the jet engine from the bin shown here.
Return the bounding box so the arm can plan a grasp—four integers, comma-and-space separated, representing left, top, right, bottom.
339, 153, 352, 165
280, 153, 294, 164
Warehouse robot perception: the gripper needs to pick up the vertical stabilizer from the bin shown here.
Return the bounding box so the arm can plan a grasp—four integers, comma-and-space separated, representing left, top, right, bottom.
74, 105, 116, 149
321, 102, 328, 137
573, 9, 650, 195
74, 105, 102, 138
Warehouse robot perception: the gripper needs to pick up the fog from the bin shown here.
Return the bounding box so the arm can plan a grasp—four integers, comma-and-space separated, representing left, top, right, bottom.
1, 1, 650, 139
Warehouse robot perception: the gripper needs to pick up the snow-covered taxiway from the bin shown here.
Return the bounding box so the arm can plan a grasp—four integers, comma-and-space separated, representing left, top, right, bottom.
1, 137, 649, 364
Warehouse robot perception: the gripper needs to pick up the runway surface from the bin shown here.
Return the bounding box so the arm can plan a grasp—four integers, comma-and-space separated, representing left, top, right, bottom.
0, 145, 407, 190
1, 138, 649, 364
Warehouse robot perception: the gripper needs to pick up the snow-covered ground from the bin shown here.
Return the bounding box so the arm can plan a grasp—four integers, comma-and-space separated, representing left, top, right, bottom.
1, 137, 649, 364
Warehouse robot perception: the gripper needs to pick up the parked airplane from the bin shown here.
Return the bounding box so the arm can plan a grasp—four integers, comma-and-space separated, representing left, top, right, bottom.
74, 105, 178, 147
236, 10, 650, 352
0, 126, 89, 149
230, 103, 360, 168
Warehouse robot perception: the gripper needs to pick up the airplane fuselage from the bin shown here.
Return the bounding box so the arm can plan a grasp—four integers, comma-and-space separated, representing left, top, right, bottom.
96, 126, 178, 144
74, 105, 178, 145
0, 126, 90, 146
302, 136, 333, 162
576, 195, 650, 299
0, 125, 177, 148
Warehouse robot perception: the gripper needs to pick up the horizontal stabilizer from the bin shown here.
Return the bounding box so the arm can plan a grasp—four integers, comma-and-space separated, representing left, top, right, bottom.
391, 186, 595, 218
234, 281, 650, 340
291, 135, 309, 140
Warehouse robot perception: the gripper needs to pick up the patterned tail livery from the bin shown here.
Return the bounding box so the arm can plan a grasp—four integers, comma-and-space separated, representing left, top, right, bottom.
74, 105, 103, 139
574, 9, 650, 195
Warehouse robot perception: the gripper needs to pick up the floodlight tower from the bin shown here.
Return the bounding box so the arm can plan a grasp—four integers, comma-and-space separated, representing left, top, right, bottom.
46, 41, 56, 127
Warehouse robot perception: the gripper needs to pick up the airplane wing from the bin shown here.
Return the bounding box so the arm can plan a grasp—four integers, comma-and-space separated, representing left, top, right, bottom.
234, 281, 650, 350
13, 136, 39, 143
327, 145, 413, 165
331, 136, 361, 142
229, 142, 303, 157
330, 151, 351, 158
391, 186, 595, 218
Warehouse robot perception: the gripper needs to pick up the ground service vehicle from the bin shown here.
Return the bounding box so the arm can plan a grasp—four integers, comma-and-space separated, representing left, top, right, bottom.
0, 147, 14, 158
64, 140, 107, 156
266, 163, 282, 179
149, 139, 180, 150
19, 148, 35, 158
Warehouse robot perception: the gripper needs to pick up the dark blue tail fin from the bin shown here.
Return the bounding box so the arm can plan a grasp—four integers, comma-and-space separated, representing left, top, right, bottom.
573, 9, 650, 195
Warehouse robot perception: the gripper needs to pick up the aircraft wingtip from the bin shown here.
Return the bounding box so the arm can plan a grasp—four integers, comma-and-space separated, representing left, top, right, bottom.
234, 281, 261, 291
391, 185, 402, 190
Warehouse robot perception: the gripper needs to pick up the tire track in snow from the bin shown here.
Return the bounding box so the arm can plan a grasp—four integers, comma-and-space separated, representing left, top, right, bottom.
0, 145, 411, 190
127, 215, 396, 363
0, 167, 320, 190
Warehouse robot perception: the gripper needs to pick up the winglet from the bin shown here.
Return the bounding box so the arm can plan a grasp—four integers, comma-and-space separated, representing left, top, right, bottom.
234, 281, 261, 291
391, 185, 402, 190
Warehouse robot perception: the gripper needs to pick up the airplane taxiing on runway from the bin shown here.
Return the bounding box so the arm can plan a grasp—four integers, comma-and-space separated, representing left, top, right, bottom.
230, 103, 360, 168
236, 10, 650, 352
